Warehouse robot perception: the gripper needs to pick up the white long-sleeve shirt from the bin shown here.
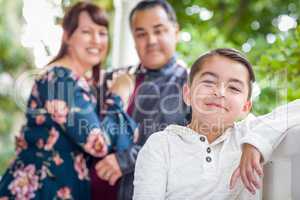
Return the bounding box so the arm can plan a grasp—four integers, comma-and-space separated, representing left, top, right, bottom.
133, 100, 300, 200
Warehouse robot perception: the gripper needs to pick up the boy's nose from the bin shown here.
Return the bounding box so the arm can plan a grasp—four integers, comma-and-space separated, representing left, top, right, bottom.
215, 83, 226, 97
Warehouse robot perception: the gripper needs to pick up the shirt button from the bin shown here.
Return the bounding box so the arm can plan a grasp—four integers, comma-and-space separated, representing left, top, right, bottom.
206, 156, 212, 162
200, 136, 205, 142
207, 147, 211, 153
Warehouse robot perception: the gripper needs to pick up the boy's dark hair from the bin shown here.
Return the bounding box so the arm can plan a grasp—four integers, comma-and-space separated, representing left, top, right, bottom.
189, 48, 255, 100
129, 0, 177, 26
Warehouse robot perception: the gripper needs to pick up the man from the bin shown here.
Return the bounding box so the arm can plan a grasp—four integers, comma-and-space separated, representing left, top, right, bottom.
93, 1, 190, 199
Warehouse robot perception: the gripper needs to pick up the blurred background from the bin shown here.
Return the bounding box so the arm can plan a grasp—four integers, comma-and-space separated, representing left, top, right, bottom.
0, 0, 299, 174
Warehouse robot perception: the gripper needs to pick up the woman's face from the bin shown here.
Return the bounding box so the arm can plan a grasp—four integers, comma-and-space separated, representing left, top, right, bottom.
65, 11, 108, 70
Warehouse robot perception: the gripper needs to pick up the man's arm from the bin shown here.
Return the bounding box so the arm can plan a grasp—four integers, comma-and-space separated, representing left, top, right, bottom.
115, 143, 142, 175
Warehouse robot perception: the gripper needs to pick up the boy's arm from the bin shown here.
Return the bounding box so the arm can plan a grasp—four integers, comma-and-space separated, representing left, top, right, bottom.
230, 143, 263, 195
241, 99, 300, 163
231, 99, 300, 194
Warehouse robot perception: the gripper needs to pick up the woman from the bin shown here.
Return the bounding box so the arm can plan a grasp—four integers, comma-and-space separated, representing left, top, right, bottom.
0, 2, 135, 200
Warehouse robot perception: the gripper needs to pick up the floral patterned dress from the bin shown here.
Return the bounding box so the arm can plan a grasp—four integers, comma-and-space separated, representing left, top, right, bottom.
0, 67, 110, 200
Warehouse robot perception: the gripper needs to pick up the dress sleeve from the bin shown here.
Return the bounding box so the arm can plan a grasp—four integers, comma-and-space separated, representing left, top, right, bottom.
38, 69, 108, 157
100, 94, 138, 152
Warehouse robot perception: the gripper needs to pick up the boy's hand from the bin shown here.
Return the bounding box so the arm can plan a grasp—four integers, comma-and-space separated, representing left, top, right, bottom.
229, 143, 264, 194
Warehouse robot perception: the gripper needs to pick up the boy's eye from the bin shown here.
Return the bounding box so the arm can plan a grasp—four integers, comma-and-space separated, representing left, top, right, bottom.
201, 80, 216, 85
229, 86, 241, 93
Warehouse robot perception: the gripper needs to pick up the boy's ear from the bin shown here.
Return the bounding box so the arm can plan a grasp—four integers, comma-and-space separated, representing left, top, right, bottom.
182, 83, 191, 106
242, 100, 252, 113
239, 100, 252, 119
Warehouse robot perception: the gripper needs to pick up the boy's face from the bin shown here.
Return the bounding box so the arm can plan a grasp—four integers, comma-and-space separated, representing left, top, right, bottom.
131, 6, 179, 70
183, 55, 252, 129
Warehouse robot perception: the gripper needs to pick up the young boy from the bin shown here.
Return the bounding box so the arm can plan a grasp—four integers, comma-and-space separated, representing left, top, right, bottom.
133, 48, 300, 200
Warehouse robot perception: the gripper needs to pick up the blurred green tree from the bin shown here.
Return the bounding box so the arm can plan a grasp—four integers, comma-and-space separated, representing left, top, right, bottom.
169, 0, 300, 114
0, 0, 33, 173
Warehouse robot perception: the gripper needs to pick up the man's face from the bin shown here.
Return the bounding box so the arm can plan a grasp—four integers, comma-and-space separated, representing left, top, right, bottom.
131, 6, 179, 70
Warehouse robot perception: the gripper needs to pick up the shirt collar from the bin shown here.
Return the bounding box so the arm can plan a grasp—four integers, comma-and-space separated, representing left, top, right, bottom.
165, 125, 201, 144
165, 124, 236, 146
137, 55, 177, 77
210, 126, 234, 146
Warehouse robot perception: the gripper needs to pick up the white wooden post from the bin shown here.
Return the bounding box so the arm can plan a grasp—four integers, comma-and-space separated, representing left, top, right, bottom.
263, 125, 300, 200
112, 0, 140, 68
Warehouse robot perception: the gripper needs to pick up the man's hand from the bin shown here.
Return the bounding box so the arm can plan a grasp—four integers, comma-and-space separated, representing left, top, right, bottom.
230, 144, 264, 195
109, 73, 135, 107
95, 154, 123, 186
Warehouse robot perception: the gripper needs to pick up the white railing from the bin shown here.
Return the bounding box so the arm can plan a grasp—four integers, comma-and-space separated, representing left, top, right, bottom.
263, 125, 300, 200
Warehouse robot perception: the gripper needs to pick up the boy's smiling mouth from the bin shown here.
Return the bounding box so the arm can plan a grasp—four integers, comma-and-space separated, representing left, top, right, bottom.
205, 102, 228, 112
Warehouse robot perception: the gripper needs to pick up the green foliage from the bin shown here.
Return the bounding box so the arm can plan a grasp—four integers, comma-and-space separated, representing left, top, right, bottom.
177, 25, 235, 67
171, 0, 300, 114
66, 0, 113, 11
252, 26, 300, 114
0, 0, 32, 73
0, 132, 14, 175
0, 96, 18, 134
170, 0, 300, 45
0, 0, 33, 174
